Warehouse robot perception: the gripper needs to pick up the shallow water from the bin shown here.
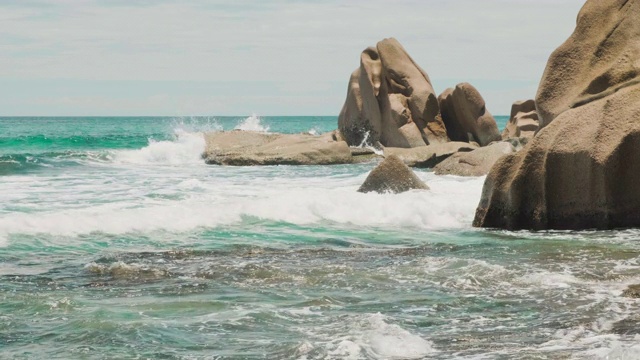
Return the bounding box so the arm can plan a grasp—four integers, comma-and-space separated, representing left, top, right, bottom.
2, 115, 640, 359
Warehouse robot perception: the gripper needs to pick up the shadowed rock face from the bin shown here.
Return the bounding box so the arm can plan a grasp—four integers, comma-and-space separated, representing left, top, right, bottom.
358, 155, 429, 194
438, 83, 501, 146
474, 0, 640, 230
434, 142, 516, 177
384, 142, 477, 168
339, 38, 447, 148
502, 99, 539, 140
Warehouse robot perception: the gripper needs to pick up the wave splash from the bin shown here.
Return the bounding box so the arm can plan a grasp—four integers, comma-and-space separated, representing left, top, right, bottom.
113, 129, 206, 165
110, 118, 224, 166
234, 114, 270, 132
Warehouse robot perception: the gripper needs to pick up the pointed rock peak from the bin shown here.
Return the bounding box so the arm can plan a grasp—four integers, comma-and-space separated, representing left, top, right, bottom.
358, 155, 429, 194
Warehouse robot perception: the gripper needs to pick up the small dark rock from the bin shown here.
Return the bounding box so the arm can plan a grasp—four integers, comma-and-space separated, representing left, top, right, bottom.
623, 284, 640, 298
358, 155, 429, 194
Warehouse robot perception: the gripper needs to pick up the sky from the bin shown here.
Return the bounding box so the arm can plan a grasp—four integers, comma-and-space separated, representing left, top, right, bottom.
0, 0, 586, 116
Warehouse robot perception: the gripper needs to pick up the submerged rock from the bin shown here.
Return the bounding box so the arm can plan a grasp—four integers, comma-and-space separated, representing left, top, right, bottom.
623, 284, 640, 299
203, 131, 352, 166
338, 38, 448, 148
358, 155, 429, 194
474, 0, 640, 230
434, 142, 516, 177
383, 142, 477, 168
502, 99, 539, 140
438, 83, 501, 146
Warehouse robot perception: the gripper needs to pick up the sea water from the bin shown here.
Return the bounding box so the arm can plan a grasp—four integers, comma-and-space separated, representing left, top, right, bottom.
1, 115, 640, 359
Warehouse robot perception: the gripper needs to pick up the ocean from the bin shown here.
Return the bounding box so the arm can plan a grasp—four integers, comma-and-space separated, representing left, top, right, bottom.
1, 115, 640, 359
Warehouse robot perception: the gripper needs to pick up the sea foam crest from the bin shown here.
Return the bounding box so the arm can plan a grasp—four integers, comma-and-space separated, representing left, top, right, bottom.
0, 172, 485, 246
325, 313, 437, 359
113, 128, 210, 166
234, 114, 270, 132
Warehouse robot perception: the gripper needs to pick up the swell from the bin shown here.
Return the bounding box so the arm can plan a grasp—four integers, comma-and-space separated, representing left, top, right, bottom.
0, 151, 114, 175
0, 133, 168, 153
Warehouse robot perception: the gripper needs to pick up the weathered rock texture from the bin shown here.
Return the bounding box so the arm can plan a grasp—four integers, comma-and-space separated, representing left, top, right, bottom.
502, 99, 539, 140
438, 83, 501, 146
434, 142, 516, 177
536, 0, 640, 129
358, 155, 429, 194
203, 131, 352, 166
384, 142, 477, 168
339, 38, 448, 148
474, 0, 640, 230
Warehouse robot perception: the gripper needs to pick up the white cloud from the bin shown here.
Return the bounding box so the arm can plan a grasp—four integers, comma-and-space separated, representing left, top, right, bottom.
0, 0, 585, 115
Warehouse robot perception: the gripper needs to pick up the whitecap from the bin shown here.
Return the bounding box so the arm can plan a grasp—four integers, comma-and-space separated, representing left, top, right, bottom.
234, 114, 270, 132
113, 129, 206, 165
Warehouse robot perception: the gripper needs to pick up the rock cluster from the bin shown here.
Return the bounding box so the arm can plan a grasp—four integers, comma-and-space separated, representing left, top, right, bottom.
338, 38, 447, 148
336, 37, 514, 176
474, 0, 640, 230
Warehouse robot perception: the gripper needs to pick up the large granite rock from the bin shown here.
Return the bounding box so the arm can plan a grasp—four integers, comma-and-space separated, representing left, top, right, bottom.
339, 38, 448, 148
434, 142, 516, 177
474, 0, 640, 230
358, 155, 429, 194
536, 0, 640, 129
203, 131, 352, 166
438, 83, 501, 146
384, 142, 477, 168
502, 99, 539, 140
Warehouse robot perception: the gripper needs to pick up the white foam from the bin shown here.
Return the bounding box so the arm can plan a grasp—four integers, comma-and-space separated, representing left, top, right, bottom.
114, 129, 206, 165
591, 341, 640, 360
362, 313, 437, 359
327, 340, 362, 359
518, 271, 581, 289
234, 114, 269, 132
0, 169, 486, 244
323, 313, 436, 359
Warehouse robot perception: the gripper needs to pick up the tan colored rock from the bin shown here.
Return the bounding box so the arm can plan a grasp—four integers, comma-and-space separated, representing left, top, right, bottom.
536, 0, 640, 129
438, 88, 464, 142
434, 142, 516, 177
358, 155, 429, 194
338, 49, 383, 147
438, 83, 501, 146
338, 38, 447, 148
502, 99, 539, 140
203, 131, 352, 166
474, 0, 640, 230
384, 142, 477, 168
622, 284, 640, 299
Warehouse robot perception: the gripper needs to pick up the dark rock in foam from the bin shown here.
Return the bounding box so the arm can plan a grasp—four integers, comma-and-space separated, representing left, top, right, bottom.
358, 155, 429, 194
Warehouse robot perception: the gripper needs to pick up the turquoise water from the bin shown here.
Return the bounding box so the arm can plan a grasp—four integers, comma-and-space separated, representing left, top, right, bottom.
2, 115, 640, 359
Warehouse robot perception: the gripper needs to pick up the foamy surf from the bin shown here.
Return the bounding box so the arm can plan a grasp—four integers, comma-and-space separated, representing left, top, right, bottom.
113, 129, 206, 165
234, 113, 270, 132
4, 116, 640, 359
0, 170, 485, 245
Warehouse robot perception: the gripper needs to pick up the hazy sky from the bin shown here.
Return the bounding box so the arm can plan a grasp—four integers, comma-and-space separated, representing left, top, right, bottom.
0, 0, 585, 116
